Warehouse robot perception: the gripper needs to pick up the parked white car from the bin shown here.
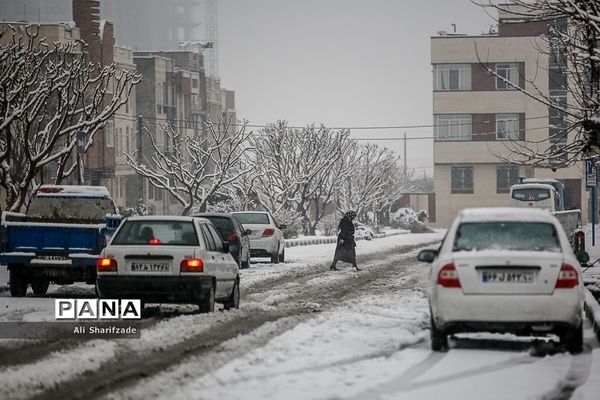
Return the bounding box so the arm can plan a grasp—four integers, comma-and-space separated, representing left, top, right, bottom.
417, 207, 584, 353
231, 211, 286, 264
96, 216, 239, 312
355, 225, 374, 240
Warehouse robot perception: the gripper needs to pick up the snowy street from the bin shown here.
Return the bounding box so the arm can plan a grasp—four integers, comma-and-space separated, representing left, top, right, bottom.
0, 231, 598, 399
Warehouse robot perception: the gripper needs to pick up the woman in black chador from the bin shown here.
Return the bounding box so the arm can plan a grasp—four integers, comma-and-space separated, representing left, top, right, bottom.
329, 210, 361, 271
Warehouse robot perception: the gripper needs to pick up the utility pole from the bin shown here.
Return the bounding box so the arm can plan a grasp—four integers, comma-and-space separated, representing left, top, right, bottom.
137, 115, 144, 204
403, 132, 407, 173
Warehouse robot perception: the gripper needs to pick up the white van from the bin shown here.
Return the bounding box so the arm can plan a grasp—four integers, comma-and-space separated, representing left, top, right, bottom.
509, 183, 559, 211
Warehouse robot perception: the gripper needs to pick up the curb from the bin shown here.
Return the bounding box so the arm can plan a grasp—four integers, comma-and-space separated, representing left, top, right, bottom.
284, 230, 409, 248
584, 287, 600, 341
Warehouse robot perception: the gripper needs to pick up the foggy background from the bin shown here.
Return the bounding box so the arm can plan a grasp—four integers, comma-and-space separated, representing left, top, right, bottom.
0, 0, 494, 176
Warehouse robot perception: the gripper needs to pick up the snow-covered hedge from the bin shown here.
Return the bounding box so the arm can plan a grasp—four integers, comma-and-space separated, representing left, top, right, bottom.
390, 207, 431, 233
284, 230, 407, 247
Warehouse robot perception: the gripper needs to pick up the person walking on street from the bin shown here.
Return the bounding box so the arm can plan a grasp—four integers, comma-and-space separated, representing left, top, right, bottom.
330, 210, 361, 271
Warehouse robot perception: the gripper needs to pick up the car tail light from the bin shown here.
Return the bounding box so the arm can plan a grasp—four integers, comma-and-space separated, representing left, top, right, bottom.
555, 263, 578, 288
181, 258, 204, 272
227, 232, 240, 242
437, 263, 461, 288
262, 228, 275, 238
148, 238, 161, 245
97, 258, 117, 272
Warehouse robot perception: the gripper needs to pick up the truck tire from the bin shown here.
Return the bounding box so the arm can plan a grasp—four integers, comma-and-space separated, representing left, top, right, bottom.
9, 269, 28, 297
31, 279, 50, 296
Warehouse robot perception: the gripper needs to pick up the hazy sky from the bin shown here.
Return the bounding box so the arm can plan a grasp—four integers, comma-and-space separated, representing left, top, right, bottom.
218, 0, 493, 175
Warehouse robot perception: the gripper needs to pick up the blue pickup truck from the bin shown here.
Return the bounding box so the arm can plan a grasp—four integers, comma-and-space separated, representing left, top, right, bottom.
0, 185, 121, 297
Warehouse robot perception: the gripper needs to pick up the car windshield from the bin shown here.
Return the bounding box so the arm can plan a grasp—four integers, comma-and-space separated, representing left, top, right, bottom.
234, 213, 269, 225
111, 220, 199, 246
27, 197, 115, 222
453, 221, 561, 252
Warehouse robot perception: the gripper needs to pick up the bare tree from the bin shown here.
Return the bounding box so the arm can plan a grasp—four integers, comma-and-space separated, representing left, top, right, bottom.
338, 143, 414, 221
0, 25, 140, 212
477, 1, 600, 165
124, 117, 255, 215
250, 121, 354, 235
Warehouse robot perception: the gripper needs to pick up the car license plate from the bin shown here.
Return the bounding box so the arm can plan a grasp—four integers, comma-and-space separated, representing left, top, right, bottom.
481, 270, 534, 284
131, 262, 170, 272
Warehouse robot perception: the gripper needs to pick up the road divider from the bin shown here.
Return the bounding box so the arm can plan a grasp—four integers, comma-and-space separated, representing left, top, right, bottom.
284, 230, 409, 247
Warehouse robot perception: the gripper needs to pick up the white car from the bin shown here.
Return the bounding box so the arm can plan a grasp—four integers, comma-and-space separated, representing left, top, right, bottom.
96, 216, 239, 312
355, 225, 374, 240
232, 211, 286, 264
417, 207, 584, 353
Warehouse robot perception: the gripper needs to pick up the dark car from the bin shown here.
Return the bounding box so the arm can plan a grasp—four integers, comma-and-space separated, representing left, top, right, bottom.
193, 212, 251, 269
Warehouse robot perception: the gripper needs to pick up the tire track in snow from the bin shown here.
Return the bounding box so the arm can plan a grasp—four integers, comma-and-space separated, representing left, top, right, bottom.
537, 342, 594, 400
32, 242, 439, 400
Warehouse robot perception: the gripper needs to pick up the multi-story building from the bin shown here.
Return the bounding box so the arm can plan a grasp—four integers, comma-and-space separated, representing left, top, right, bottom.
430, 6, 585, 227
112, 45, 138, 211
132, 53, 178, 215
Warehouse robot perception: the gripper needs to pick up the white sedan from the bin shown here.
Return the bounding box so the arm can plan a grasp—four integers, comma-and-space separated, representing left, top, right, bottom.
417, 207, 584, 353
96, 216, 239, 312
232, 211, 286, 264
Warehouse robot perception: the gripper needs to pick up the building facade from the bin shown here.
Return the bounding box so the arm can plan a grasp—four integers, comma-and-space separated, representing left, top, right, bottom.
431, 7, 585, 227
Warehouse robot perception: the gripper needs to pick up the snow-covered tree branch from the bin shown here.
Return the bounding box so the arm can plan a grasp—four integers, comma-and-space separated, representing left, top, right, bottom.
477, 0, 600, 165
0, 24, 140, 211
124, 117, 255, 215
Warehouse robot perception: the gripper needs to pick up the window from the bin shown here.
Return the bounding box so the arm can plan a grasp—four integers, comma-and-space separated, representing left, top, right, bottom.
451, 166, 474, 193
496, 63, 519, 90
496, 113, 519, 140
496, 165, 520, 192
453, 222, 560, 252
105, 121, 114, 148
200, 224, 217, 251
436, 115, 472, 140
206, 224, 224, 253
434, 64, 471, 90
111, 220, 199, 246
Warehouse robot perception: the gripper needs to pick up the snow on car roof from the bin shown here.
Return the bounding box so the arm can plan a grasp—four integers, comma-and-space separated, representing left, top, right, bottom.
510, 183, 556, 190
125, 215, 200, 222
458, 207, 557, 223
231, 211, 269, 214
36, 185, 111, 197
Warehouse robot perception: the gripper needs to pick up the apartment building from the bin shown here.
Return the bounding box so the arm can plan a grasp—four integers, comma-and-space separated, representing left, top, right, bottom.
431, 7, 585, 227
112, 45, 138, 211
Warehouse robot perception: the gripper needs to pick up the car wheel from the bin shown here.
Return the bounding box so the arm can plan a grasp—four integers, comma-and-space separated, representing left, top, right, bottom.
561, 324, 583, 354
430, 316, 448, 352
199, 282, 215, 313
9, 268, 28, 297
31, 279, 50, 296
278, 247, 285, 263
271, 244, 280, 264
223, 279, 240, 310
241, 252, 250, 269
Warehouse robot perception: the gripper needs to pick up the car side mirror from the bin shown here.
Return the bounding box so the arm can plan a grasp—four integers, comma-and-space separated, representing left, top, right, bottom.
245, 228, 252, 235
417, 249, 438, 263
222, 242, 230, 253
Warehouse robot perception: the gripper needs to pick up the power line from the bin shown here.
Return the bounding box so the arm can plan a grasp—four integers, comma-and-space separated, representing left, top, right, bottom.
111, 113, 552, 131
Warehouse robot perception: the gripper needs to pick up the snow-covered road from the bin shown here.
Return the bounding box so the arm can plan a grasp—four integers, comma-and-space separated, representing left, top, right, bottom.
0, 230, 599, 400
